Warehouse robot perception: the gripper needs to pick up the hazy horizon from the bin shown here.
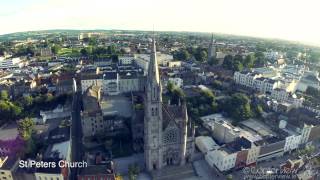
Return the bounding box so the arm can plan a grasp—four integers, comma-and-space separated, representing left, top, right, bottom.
1, 0, 320, 46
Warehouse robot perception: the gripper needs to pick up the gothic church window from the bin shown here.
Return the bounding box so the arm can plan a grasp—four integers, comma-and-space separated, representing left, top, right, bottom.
163, 129, 178, 144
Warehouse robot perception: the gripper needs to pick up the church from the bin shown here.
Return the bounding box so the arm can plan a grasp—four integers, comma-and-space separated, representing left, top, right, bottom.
144, 37, 195, 172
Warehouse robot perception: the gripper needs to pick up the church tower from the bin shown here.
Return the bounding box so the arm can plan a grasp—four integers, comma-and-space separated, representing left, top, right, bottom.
208, 34, 216, 61
144, 36, 164, 171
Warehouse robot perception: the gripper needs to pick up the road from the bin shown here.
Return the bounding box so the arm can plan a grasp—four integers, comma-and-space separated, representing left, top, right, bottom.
70, 90, 83, 180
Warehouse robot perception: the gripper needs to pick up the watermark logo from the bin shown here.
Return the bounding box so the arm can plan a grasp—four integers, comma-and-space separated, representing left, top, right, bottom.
242, 167, 298, 179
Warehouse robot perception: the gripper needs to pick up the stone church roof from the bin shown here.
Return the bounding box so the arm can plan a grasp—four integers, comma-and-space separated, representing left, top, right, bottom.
162, 103, 186, 130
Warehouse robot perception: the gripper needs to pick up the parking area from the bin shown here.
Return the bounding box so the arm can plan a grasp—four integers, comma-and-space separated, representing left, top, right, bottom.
101, 95, 133, 118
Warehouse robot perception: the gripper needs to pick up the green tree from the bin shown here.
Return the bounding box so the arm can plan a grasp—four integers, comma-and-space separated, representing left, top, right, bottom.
128, 163, 140, 180
108, 45, 117, 54
309, 50, 320, 63
80, 48, 88, 56
171, 88, 185, 105
167, 81, 175, 93
226, 174, 233, 180
0, 90, 9, 101
89, 38, 98, 46
17, 117, 34, 140
197, 50, 207, 62
208, 57, 219, 66
254, 51, 266, 67
17, 95, 33, 107
174, 49, 191, 61
222, 93, 252, 124
51, 45, 61, 55
222, 55, 234, 70
244, 54, 256, 68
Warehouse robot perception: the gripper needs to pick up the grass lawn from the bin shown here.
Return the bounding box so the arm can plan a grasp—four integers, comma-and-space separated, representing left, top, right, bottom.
58, 48, 81, 57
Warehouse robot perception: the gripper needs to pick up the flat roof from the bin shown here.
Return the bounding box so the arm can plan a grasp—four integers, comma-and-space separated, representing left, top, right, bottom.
240, 119, 275, 137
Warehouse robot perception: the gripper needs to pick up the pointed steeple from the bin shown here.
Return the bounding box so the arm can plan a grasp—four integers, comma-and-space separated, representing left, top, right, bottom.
208, 33, 216, 61
148, 36, 160, 85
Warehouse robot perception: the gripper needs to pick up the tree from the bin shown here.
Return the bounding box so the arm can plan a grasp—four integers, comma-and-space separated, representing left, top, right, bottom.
244, 54, 256, 68
107, 45, 117, 54
89, 38, 98, 46
0, 46, 7, 56
306, 86, 320, 98
233, 60, 243, 71
80, 48, 88, 56
17, 96, 33, 107
174, 49, 191, 61
309, 50, 320, 63
171, 88, 185, 105
0, 90, 9, 101
226, 174, 233, 180
222, 55, 234, 70
254, 51, 266, 67
208, 57, 219, 66
0, 100, 11, 120
17, 117, 34, 140
212, 80, 223, 90
128, 163, 140, 180
167, 81, 175, 93
222, 93, 252, 124
51, 45, 61, 55
197, 50, 207, 62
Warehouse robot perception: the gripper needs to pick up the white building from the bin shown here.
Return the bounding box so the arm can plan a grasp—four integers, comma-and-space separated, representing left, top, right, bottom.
167, 61, 182, 68
134, 54, 149, 74
271, 88, 289, 102
195, 136, 220, 154
300, 124, 313, 144
39, 106, 71, 123
81, 71, 144, 95
297, 71, 320, 92
246, 145, 260, 165
205, 149, 237, 172
119, 56, 134, 65
284, 134, 302, 152
102, 72, 120, 95
0, 58, 23, 69
81, 74, 103, 93
234, 71, 262, 89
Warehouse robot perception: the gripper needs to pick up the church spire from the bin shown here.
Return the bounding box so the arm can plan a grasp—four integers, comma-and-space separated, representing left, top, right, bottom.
148, 35, 160, 85
208, 33, 216, 62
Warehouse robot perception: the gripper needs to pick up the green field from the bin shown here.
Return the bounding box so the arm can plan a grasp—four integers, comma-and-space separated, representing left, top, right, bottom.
57, 48, 81, 56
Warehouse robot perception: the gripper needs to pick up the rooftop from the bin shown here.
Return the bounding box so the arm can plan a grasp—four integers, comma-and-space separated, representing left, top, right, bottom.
0, 123, 19, 141
240, 119, 275, 137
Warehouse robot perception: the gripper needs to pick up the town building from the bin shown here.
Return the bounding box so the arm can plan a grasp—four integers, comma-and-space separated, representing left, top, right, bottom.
81, 85, 104, 137
0, 58, 24, 69
195, 136, 220, 154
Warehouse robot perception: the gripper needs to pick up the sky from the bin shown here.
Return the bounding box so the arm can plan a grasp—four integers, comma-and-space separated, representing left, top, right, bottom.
1, 0, 320, 45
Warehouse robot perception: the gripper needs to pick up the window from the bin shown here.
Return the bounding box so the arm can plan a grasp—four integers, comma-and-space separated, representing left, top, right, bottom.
163, 129, 178, 144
